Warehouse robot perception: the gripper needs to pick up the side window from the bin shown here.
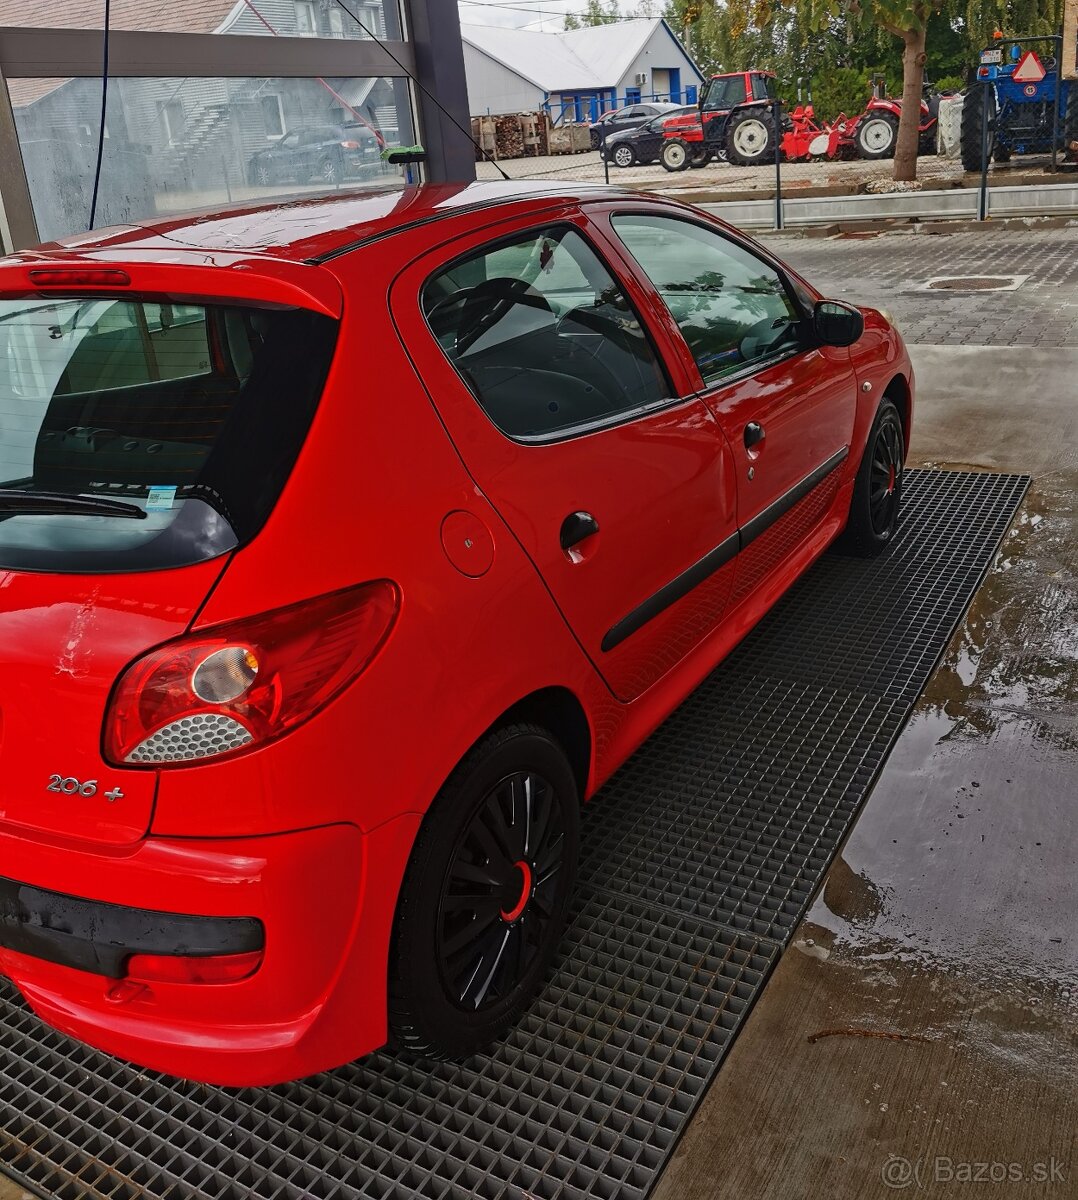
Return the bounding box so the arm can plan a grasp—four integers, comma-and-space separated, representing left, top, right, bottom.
422, 226, 669, 439
751, 75, 773, 100
611, 214, 802, 385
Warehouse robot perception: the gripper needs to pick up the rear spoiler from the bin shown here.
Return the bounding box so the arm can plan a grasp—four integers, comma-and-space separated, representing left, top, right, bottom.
0, 251, 343, 319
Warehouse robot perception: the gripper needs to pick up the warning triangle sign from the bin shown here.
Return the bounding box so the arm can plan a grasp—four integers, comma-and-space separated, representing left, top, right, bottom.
1012, 51, 1047, 83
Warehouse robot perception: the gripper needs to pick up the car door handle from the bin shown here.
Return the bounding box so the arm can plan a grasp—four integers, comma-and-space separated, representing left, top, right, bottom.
744, 422, 766, 449
560, 511, 599, 551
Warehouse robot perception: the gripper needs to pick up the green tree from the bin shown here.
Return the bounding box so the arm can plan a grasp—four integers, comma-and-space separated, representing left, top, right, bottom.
564, 0, 621, 29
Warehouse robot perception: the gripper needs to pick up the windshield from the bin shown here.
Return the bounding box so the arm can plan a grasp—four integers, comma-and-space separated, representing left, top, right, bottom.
701, 76, 746, 111
0, 296, 337, 573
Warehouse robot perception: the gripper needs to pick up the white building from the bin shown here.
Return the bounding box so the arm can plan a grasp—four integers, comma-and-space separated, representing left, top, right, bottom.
462, 18, 705, 122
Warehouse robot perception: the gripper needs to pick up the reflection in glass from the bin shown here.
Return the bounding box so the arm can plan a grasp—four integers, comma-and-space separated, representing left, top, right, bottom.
6, 75, 414, 241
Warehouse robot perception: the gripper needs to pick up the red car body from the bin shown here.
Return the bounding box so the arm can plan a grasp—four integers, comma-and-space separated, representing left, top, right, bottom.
0, 182, 912, 1085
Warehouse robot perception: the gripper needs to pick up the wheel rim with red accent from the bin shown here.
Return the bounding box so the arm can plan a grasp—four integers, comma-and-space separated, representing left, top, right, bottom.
436, 770, 566, 1012
869, 415, 904, 536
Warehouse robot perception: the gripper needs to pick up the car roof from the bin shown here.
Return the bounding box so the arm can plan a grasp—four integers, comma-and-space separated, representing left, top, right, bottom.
34, 181, 622, 266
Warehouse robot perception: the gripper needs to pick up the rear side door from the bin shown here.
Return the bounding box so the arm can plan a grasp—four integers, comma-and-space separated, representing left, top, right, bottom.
600, 208, 857, 606
392, 215, 740, 702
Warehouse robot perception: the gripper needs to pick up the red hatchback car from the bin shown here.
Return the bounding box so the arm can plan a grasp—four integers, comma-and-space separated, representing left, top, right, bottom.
0, 182, 911, 1085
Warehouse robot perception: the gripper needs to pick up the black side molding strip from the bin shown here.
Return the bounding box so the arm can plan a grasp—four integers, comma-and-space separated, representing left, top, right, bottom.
601, 446, 849, 654
740, 447, 849, 549
602, 531, 740, 652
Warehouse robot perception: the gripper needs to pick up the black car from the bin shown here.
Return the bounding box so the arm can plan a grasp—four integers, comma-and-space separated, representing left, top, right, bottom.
600, 106, 696, 167
248, 123, 383, 187
588, 102, 681, 149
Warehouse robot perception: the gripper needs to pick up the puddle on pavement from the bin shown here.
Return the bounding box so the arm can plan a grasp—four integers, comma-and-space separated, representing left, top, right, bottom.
798, 470, 1078, 1077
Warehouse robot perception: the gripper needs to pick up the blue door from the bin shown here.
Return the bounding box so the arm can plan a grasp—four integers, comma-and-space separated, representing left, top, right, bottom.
669, 68, 682, 103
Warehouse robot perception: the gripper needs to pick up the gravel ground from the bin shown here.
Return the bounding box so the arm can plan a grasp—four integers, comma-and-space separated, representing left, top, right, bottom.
475, 148, 969, 193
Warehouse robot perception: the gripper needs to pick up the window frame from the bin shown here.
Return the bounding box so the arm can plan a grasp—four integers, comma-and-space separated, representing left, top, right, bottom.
606, 208, 817, 394
419, 220, 683, 447
261, 94, 286, 139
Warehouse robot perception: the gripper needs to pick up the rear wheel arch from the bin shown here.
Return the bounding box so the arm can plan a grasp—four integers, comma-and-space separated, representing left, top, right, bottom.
496, 687, 593, 800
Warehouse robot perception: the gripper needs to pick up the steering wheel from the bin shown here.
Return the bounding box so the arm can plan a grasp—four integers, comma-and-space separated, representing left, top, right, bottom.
738, 314, 795, 363
455, 277, 553, 356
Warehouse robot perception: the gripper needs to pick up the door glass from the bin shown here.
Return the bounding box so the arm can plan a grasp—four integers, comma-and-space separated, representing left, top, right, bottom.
422, 226, 669, 439
701, 76, 743, 111
612, 214, 802, 384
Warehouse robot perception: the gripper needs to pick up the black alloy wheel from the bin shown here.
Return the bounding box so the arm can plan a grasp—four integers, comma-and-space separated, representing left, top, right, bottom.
388, 724, 579, 1059
869, 407, 904, 537
437, 769, 566, 1012
840, 397, 905, 555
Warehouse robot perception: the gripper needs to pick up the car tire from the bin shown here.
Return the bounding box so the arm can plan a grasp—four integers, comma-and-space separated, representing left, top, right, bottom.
856, 113, 899, 159
612, 143, 636, 168
726, 109, 775, 165
688, 147, 709, 168
388, 723, 580, 1060
254, 163, 273, 187
840, 398, 905, 556
660, 138, 692, 172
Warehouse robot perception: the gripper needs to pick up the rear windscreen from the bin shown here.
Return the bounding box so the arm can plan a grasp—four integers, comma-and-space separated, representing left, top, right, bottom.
0, 296, 337, 572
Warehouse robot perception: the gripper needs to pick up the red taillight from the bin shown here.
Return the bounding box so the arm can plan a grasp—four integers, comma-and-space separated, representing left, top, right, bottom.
126, 950, 263, 984
339, 140, 361, 149
105, 581, 400, 767
29, 268, 131, 288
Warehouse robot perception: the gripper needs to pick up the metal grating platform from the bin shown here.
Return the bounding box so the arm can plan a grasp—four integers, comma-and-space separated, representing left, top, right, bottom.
0, 469, 1029, 1200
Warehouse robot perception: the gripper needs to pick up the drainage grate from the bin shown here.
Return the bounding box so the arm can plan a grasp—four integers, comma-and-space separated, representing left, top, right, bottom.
0, 470, 1030, 1200
922, 275, 1029, 292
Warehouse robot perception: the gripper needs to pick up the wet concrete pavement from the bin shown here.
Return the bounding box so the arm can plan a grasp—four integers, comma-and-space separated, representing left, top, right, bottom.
652, 328, 1078, 1195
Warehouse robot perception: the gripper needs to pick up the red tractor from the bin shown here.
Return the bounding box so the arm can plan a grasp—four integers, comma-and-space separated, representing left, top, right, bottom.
660, 70, 782, 170
661, 71, 851, 170
842, 76, 945, 159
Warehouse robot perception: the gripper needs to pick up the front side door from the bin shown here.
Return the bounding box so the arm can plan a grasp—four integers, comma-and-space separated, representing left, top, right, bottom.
602, 209, 857, 607
393, 217, 740, 702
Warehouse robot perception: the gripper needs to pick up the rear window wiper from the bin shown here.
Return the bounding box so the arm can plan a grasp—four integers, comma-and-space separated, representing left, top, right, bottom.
0, 489, 147, 520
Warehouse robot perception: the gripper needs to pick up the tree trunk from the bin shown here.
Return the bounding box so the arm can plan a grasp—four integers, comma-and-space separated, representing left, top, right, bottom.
893, 25, 927, 181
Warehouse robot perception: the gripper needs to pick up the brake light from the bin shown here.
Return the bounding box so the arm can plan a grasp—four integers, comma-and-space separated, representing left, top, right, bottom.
105, 581, 400, 767
126, 950, 263, 984
29, 268, 131, 288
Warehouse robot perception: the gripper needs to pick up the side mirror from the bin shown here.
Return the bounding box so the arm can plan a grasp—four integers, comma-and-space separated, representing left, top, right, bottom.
814, 300, 864, 347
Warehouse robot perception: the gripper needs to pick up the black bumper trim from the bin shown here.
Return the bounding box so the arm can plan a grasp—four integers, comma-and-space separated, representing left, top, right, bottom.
0, 876, 264, 978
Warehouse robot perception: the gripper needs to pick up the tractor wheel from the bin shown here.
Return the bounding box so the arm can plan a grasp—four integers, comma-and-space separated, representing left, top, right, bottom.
960, 85, 995, 173
725, 109, 775, 166
660, 138, 693, 172
1064, 85, 1078, 159
856, 113, 898, 159
992, 144, 1011, 163
688, 146, 710, 168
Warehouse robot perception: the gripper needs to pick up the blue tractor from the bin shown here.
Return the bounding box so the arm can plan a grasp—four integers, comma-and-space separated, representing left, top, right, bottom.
960, 35, 1078, 172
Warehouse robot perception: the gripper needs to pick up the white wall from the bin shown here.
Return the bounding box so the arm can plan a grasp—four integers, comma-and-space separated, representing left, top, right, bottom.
617, 25, 703, 101
463, 44, 545, 116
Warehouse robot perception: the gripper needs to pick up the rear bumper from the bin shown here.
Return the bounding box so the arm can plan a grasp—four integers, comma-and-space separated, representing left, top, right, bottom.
0, 813, 421, 1085
0, 877, 263, 976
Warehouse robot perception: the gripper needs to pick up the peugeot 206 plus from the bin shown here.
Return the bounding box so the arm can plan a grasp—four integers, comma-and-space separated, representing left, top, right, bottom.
0, 182, 912, 1085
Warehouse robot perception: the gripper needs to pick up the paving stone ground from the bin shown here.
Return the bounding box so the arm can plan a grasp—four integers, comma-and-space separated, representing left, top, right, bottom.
763, 227, 1078, 348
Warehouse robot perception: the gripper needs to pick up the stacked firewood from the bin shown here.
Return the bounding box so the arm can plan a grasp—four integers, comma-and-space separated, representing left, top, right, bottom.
469, 114, 565, 161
